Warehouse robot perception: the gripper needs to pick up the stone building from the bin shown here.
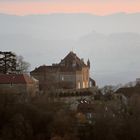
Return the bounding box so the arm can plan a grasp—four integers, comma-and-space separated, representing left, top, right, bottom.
0, 74, 39, 100
136, 78, 140, 86
30, 51, 95, 91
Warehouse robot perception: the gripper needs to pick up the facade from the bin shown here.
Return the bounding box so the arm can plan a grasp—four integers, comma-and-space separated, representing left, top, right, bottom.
0, 74, 39, 99
31, 51, 95, 91
136, 78, 140, 86
76, 99, 94, 124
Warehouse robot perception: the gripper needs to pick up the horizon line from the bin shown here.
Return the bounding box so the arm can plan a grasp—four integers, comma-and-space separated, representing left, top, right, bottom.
0, 11, 140, 17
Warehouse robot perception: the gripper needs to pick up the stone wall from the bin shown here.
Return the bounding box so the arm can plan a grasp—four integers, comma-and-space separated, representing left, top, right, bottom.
31, 67, 90, 90
76, 67, 89, 89
0, 84, 26, 94
59, 72, 76, 89
0, 83, 38, 99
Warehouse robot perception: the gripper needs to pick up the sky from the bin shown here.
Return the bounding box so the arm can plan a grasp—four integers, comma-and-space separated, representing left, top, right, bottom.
0, 0, 140, 15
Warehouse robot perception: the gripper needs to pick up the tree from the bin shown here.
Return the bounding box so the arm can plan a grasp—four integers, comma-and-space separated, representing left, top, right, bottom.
101, 85, 115, 95
0, 52, 30, 74
16, 55, 30, 73
0, 51, 16, 74
1, 113, 33, 140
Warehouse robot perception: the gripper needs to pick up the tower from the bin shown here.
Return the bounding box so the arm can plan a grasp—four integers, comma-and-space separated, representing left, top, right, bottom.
87, 59, 90, 68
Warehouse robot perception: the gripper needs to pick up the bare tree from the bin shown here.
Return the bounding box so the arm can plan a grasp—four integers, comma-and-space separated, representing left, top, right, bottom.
101, 85, 115, 95
16, 55, 30, 73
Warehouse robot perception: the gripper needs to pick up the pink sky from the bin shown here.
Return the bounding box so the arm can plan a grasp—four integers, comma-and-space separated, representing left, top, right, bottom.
0, 1, 140, 15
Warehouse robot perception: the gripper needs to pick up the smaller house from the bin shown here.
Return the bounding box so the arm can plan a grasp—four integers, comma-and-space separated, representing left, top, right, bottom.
136, 78, 140, 86
116, 86, 140, 98
77, 99, 94, 124
0, 74, 39, 101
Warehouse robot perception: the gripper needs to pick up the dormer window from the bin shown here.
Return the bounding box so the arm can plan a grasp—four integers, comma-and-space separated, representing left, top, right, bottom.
72, 60, 76, 67
60, 60, 65, 66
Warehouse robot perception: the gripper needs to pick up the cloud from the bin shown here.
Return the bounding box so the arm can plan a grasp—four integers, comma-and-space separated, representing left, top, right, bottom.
0, 0, 139, 16
0, 0, 140, 5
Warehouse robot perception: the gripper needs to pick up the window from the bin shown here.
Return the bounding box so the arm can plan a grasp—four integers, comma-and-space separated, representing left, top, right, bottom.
61, 76, 64, 81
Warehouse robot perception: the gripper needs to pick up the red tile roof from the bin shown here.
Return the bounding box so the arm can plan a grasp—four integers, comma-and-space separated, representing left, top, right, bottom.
0, 74, 34, 84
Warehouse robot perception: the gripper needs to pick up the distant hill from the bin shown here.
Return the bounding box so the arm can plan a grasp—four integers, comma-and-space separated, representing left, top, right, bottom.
0, 12, 140, 39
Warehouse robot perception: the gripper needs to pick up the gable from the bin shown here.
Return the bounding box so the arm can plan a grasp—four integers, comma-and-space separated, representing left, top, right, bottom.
59, 51, 87, 68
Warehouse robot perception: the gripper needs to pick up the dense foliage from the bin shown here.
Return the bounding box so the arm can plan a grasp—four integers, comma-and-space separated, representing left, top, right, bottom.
0, 93, 140, 140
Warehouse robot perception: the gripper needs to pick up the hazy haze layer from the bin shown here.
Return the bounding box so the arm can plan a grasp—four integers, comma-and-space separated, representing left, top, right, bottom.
0, 13, 140, 86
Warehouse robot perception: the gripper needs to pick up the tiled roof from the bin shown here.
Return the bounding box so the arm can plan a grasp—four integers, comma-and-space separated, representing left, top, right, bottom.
31, 65, 59, 73
0, 74, 34, 84
30, 65, 46, 73
78, 102, 94, 113
59, 51, 87, 68
116, 86, 140, 97
30, 51, 88, 73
